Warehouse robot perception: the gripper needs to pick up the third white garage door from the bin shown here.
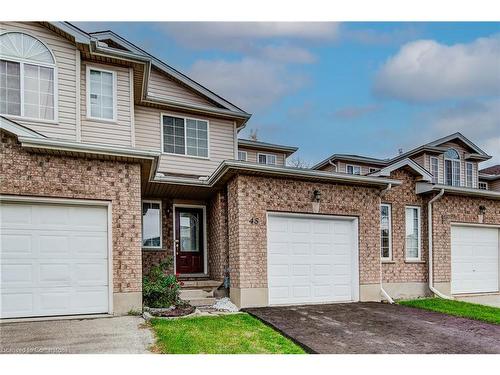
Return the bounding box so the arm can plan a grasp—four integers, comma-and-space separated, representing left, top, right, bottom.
451, 225, 499, 294
267, 213, 359, 306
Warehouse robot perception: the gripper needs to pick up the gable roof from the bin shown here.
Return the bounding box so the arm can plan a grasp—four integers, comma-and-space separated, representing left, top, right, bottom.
238, 139, 298, 155
44, 23, 250, 123
369, 158, 433, 182
87, 30, 249, 116
312, 132, 492, 170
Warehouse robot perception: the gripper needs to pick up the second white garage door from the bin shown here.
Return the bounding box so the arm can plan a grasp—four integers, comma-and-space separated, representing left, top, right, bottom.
267, 213, 359, 306
451, 225, 499, 294
0, 200, 110, 319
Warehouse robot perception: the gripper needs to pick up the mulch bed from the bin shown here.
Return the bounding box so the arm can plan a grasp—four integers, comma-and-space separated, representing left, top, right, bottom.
147, 305, 196, 317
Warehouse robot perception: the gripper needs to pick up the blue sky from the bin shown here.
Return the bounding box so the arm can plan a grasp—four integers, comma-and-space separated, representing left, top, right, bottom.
76, 22, 500, 167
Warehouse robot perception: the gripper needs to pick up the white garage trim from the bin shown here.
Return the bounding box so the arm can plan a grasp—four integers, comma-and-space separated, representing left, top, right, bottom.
451, 223, 499, 295
0, 195, 113, 318
266, 212, 359, 306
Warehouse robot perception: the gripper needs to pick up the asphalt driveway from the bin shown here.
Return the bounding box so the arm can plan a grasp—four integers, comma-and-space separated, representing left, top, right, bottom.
245, 302, 500, 354
0, 316, 154, 354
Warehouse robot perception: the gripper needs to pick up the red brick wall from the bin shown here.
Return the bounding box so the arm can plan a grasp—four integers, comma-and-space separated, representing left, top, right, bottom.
207, 189, 229, 281
432, 195, 500, 283
382, 169, 429, 283
0, 131, 142, 293
226, 174, 382, 289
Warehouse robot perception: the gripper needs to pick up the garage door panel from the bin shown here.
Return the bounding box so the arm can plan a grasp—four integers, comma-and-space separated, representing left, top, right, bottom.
0, 202, 109, 318
451, 226, 499, 294
267, 214, 358, 305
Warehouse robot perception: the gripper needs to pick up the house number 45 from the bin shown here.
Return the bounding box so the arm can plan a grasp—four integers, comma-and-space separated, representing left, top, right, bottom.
249, 217, 259, 225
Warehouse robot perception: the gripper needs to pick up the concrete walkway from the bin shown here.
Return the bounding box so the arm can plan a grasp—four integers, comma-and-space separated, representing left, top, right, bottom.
246, 302, 500, 354
456, 294, 500, 308
0, 316, 154, 354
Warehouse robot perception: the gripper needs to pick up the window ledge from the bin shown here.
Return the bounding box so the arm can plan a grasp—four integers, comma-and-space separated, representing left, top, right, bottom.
404, 260, 426, 264
85, 117, 118, 125
142, 247, 164, 251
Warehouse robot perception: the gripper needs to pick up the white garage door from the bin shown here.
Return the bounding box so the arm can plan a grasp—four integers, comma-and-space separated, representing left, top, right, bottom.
451, 225, 499, 294
267, 213, 359, 306
1, 201, 110, 318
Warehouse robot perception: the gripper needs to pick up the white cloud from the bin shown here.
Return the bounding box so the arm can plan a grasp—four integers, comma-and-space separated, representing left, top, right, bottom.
374, 35, 500, 102
160, 22, 340, 50
188, 58, 308, 111
428, 99, 500, 165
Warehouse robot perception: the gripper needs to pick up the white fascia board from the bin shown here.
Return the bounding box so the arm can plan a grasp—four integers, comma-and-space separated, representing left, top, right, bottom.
18, 136, 160, 160
416, 182, 500, 200
0, 117, 46, 139
371, 158, 433, 182
154, 160, 401, 188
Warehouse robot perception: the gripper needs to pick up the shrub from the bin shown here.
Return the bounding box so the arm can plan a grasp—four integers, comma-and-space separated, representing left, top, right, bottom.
143, 261, 182, 308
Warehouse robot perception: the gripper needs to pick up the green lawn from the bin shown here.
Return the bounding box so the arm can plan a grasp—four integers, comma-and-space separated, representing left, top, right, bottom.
399, 298, 500, 325
150, 313, 306, 354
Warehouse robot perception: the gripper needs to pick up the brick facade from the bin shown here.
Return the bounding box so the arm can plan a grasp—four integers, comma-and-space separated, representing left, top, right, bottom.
0, 131, 142, 294
382, 169, 429, 283
226, 174, 383, 289
207, 189, 229, 281
432, 195, 500, 283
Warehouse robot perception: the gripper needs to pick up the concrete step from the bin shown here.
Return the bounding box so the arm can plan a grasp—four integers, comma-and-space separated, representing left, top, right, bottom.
186, 297, 216, 307
180, 289, 212, 300
180, 279, 223, 289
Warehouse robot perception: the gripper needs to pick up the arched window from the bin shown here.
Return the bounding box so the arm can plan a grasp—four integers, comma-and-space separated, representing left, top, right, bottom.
444, 148, 461, 186
0, 32, 56, 120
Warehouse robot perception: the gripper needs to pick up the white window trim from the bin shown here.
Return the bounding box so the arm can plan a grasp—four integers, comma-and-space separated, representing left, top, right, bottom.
257, 152, 277, 165
160, 112, 210, 160
430, 156, 439, 184
465, 161, 474, 188
0, 47, 59, 124
478, 181, 488, 190
142, 200, 162, 250
405, 205, 422, 261
237, 150, 247, 161
86, 65, 117, 123
380, 203, 392, 261
346, 164, 362, 175
444, 148, 461, 187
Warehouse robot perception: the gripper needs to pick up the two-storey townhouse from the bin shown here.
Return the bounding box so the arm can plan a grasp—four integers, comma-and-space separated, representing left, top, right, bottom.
1, 22, 498, 320
314, 133, 500, 302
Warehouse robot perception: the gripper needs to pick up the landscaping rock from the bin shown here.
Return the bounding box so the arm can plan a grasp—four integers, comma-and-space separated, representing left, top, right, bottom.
212, 297, 239, 312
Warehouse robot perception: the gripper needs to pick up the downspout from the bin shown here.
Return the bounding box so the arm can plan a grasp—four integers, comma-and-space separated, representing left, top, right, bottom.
428, 189, 452, 299
328, 159, 337, 172
379, 184, 395, 304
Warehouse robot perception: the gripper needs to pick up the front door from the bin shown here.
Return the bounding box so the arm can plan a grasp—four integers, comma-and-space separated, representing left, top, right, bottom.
175, 207, 205, 274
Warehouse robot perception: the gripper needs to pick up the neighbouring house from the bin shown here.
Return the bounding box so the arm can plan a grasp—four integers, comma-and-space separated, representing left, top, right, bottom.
0, 22, 499, 319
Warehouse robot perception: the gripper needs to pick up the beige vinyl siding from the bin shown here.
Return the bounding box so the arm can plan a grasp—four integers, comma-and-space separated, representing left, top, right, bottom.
0, 22, 77, 140
488, 179, 500, 191
318, 163, 338, 172
80, 62, 133, 147
135, 106, 235, 176
238, 147, 286, 166
148, 68, 218, 109
337, 161, 379, 175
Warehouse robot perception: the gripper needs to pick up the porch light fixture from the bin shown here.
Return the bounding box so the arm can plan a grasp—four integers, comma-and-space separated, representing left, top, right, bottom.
313, 190, 321, 203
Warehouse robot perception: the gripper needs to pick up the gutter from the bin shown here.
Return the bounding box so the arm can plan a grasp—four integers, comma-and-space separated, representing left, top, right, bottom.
427, 189, 452, 299
154, 160, 402, 188
379, 184, 395, 304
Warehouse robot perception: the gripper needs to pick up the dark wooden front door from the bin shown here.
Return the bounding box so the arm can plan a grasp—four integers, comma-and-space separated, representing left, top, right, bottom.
175, 207, 204, 274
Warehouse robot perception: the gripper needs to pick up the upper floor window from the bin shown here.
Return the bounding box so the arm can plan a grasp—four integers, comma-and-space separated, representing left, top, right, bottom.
86, 67, 116, 121
465, 162, 473, 188
479, 181, 488, 190
0, 32, 56, 121
258, 153, 276, 165
162, 114, 208, 158
430, 156, 439, 184
237, 150, 247, 161
346, 165, 361, 175
444, 148, 460, 187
